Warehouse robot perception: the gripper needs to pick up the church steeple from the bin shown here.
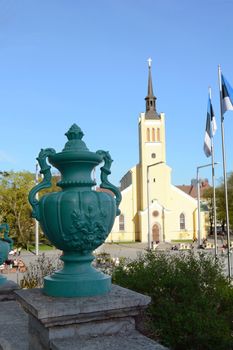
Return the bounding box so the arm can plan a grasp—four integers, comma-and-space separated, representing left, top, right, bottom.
145, 58, 159, 119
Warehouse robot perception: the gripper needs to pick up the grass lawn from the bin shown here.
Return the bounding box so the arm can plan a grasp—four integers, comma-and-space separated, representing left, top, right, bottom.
24, 244, 55, 252
112, 241, 137, 244
171, 239, 193, 243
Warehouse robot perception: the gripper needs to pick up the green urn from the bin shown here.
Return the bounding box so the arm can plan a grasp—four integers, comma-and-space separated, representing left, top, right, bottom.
0, 224, 13, 285
29, 124, 121, 297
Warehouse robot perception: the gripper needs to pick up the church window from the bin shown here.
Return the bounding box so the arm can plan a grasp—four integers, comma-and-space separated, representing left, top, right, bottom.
157, 128, 160, 141
152, 128, 155, 142
151, 153, 156, 158
119, 214, 125, 231
147, 128, 150, 141
180, 213, 185, 230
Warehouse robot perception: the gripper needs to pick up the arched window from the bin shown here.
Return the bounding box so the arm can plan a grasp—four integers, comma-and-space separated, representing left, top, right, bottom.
152, 128, 155, 142
119, 214, 125, 231
180, 213, 185, 230
147, 128, 150, 142
157, 128, 160, 141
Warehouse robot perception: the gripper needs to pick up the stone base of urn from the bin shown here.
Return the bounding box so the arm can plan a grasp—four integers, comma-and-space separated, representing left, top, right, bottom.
16, 284, 167, 350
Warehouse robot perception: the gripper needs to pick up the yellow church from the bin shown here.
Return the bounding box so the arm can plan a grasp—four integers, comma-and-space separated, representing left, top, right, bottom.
108, 60, 206, 245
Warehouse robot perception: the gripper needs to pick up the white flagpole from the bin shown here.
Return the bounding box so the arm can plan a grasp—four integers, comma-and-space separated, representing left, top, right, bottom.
218, 65, 231, 278
209, 87, 217, 258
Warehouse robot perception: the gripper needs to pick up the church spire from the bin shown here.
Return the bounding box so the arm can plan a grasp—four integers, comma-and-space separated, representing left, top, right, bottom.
145, 58, 159, 119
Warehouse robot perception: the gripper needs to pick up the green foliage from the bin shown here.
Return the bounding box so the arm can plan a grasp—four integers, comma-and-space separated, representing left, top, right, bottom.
20, 253, 63, 289
113, 251, 233, 350
203, 172, 233, 229
0, 171, 35, 248
0, 171, 61, 249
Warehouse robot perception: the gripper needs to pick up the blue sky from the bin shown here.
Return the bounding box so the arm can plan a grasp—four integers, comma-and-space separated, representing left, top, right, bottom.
0, 0, 233, 187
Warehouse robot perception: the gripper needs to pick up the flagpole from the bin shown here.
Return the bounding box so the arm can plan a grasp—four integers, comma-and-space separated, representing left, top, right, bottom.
218, 65, 231, 278
196, 167, 201, 247
35, 163, 39, 256
209, 87, 217, 259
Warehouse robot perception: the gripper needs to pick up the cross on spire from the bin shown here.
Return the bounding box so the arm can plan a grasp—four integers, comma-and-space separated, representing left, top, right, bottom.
147, 57, 152, 68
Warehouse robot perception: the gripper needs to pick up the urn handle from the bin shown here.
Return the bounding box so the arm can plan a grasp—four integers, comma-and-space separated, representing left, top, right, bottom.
28, 148, 56, 220
96, 150, 122, 216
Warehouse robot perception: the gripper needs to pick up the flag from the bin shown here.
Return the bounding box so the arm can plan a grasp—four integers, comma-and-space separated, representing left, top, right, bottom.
204, 93, 216, 157
221, 73, 233, 114
210, 95, 217, 136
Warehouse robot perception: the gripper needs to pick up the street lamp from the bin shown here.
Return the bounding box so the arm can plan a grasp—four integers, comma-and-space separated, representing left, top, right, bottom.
147, 161, 164, 250
196, 162, 219, 253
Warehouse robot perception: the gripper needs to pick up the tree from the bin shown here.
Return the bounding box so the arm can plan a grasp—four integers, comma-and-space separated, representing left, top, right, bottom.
0, 171, 61, 248
203, 172, 233, 231
0, 171, 35, 248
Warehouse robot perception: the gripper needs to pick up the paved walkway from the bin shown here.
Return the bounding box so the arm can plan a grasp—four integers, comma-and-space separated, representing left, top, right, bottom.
0, 300, 28, 350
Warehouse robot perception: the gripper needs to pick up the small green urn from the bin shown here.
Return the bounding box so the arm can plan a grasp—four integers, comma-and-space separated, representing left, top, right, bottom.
0, 224, 13, 285
29, 124, 121, 297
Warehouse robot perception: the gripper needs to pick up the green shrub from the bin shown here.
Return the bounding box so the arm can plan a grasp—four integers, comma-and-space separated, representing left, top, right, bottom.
113, 251, 233, 350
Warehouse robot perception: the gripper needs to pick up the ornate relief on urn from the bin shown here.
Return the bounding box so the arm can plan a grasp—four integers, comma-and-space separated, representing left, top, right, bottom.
28, 124, 121, 297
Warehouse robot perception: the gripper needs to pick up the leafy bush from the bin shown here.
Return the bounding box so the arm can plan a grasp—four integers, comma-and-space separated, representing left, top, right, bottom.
112, 251, 233, 350
20, 253, 63, 288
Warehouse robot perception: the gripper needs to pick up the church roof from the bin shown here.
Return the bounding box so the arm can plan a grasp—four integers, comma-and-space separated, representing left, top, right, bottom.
176, 179, 210, 199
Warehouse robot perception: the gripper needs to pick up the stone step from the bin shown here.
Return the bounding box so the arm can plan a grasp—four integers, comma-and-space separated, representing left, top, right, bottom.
51, 331, 168, 350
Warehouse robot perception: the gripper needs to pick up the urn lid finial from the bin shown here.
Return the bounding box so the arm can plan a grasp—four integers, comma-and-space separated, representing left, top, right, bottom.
63, 124, 89, 152
65, 124, 84, 141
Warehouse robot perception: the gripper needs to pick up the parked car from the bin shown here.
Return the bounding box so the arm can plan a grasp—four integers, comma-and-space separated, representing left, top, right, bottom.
217, 226, 225, 236
209, 226, 224, 236
209, 226, 233, 236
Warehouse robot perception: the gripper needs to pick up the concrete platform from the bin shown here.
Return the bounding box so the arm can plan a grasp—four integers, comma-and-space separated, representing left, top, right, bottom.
0, 285, 168, 350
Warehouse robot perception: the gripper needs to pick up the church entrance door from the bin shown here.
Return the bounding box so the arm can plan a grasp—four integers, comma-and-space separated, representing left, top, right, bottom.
152, 223, 160, 242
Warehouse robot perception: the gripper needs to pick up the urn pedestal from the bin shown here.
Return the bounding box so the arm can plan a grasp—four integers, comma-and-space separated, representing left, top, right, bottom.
29, 124, 121, 297
15, 285, 169, 350
0, 223, 13, 285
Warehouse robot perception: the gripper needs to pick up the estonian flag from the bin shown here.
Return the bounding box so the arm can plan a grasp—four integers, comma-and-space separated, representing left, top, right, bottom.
221, 73, 233, 114
204, 93, 217, 157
